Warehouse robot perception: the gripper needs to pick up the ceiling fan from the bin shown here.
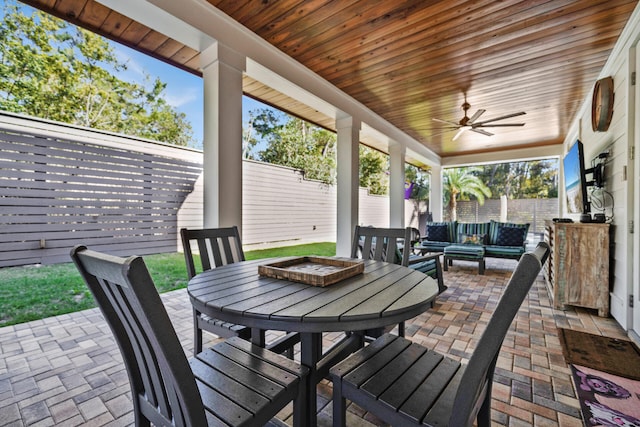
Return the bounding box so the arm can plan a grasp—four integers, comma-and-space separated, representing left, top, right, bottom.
432, 102, 526, 141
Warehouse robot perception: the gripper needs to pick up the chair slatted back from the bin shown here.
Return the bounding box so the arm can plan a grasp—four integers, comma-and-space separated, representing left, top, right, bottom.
450, 242, 550, 425
180, 227, 245, 279
71, 245, 206, 427
351, 225, 412, 266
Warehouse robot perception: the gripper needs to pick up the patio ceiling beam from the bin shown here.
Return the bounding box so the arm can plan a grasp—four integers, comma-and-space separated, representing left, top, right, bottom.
143, 0, 440, 167
96, 0, 215, 51
441, 145, 563, 168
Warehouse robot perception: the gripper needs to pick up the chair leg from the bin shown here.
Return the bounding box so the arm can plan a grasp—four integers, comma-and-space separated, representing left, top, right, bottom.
332, 383, 346, 427
476, 390, 492, 427
293, 373, 309, 427
193, 309, 203, 356
398, 321, 405, 337
479, 258, 485, 275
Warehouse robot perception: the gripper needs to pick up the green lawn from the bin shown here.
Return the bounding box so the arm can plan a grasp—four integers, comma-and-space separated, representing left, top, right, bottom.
0, 242, 336, 327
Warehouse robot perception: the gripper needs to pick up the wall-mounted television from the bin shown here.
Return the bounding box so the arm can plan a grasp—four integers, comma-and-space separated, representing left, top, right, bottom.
563, 140, 590, 215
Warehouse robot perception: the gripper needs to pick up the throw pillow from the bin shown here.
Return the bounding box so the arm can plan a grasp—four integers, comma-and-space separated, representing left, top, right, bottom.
426, 224, 449, 242
459, 233, 485, 245
496, 226, 525, 246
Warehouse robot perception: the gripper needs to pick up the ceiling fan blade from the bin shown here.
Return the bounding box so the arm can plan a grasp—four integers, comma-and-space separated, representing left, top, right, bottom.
432, 117, 460, 126
476, 123, 525, 127
468, 109, 486, 124
417, 126, 459, 131
471, 128, 493, 137
475, 111, 526, 125
429, 129, 457, 138
452, 127, 469, 141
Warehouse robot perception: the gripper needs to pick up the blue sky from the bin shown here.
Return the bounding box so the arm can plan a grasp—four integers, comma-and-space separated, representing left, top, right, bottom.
113, 43, 269, 149
5, 0, 269, 150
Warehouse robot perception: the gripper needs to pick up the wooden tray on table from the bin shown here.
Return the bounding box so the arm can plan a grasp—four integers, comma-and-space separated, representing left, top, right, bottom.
258, 256, 364, 287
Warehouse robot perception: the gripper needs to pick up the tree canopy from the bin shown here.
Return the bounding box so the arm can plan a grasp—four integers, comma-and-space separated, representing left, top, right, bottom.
0, 2, 194, 146
443, 167, 492, 221
245, 109, 337, 184
478, 160, 558, 199
405, 164, 431, 201
243, 107, 393, 194
442, 160, 558, 219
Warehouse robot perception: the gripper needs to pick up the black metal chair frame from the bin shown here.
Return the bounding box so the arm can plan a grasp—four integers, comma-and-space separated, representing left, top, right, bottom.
71, 245, 308, 427
331, 242, 550, 427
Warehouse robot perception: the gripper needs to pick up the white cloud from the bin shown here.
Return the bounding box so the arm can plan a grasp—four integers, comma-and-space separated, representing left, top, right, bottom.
113, 47, 146, 79
163, 87, 199, 108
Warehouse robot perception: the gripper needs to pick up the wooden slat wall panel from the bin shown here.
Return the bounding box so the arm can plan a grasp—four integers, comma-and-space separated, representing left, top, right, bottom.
0, 127, 201, 266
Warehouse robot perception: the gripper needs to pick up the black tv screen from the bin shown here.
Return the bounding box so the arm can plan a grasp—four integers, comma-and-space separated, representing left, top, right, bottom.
563, 140, 589, 214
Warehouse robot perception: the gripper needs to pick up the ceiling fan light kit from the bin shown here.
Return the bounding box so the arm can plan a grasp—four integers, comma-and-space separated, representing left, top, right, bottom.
433, 101, 526, 140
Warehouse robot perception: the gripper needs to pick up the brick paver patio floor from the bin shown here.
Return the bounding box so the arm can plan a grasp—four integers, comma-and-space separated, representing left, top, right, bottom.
0, 257, 628, 426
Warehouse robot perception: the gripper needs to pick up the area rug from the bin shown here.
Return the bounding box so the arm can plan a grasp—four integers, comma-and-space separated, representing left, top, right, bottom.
558, 328, 640, 380
569, 364, 640, 426
558, 329, 640, 426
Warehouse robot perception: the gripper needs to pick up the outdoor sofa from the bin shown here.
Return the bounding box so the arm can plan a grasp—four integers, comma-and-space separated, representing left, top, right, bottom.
418, 220, 530, 274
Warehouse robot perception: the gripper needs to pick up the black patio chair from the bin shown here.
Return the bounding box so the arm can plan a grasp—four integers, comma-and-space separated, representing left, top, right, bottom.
71, 245, 308, 427
181, 226, 299, 357
330, 242, 550, 427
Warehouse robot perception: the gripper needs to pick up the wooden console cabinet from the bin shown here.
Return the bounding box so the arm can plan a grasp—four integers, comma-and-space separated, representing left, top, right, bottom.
544, 220, 610, 317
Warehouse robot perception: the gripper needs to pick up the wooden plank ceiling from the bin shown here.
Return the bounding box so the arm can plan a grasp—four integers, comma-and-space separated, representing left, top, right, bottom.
20, 0, 639, 159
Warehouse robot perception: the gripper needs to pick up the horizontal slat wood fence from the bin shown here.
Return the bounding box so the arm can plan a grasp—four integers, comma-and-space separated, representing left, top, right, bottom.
1, 113, 556, 268
448, 198, 559, 235
0, 123, 201, 266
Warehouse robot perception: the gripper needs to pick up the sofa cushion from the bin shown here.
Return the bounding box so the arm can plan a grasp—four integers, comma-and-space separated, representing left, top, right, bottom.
456, 222, 489, 242
409, 258, 438, 276
444, 244, 485, 258
458, 233, 486, 245
484, 245, 526, 259
456, 222, 490, 235
426, 224, 449, 242
419, 241, 450, 252
496, 226, 525, 246
425, 221, 457, 243
488, 220, 530, 246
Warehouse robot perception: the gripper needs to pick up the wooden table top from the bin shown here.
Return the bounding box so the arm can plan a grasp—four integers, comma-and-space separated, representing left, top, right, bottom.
188, 257, 439, 334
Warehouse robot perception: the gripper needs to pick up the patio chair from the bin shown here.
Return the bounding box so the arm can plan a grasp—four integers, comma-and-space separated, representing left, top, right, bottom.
331, 242, 550, 427
181, 227, 299, 357
70, 245, 308, 427
352, 226, 445, 336
181, 226, 251, 353
351, 226, 415, 337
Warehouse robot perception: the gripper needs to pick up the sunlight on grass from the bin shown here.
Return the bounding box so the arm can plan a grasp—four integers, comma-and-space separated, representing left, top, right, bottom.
0, 242, 336, 327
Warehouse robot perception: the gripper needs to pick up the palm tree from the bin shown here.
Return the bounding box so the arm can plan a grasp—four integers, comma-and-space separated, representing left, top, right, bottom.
443, 167, 492, 221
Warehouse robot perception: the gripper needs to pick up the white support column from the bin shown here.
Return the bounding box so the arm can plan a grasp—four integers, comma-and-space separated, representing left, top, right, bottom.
430, 164, 443, 221
389, 141, 405, 228
200, 42, 245, 231
336, 115, 361, 257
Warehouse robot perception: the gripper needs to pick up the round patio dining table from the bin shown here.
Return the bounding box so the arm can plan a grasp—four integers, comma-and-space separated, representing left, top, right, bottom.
187, 256, 439, 427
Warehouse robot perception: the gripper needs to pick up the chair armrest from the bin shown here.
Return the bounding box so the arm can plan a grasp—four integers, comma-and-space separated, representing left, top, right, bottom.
408, 252, 443, 265
408, 252, 447, 295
